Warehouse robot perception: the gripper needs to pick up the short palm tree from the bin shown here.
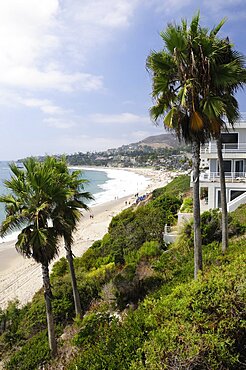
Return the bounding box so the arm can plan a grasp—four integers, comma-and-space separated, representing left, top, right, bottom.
48, 158, 93, 317
0, 158, 67, 356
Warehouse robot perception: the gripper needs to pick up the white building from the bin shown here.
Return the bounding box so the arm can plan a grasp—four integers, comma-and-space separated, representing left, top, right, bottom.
198, 121, 246, 212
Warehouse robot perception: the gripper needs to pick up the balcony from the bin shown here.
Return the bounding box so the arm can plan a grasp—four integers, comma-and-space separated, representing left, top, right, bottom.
199, 171, 246, 183
201, 142, 246, 154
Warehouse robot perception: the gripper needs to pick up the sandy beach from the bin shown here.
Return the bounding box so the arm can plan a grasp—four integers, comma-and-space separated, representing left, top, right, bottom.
0, 167, 179, 309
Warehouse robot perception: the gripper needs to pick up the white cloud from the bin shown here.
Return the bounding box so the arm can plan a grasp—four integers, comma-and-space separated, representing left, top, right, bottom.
0, 0, 169, 94
1, 0, 243, 95
89, 113, 150, 125
0, 67, 103, 92
0, 0, 59, 68
44, 117, 76, 129
73, 0, 137, 28
19, 98, 66, 115
0, 0, 104, 92
54, 0, 141, 66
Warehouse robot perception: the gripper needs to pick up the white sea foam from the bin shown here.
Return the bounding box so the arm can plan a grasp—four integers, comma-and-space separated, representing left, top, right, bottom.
88, 168, 150, 206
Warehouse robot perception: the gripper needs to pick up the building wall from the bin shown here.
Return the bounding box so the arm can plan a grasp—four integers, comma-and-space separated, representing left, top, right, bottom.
207, 182, 246, 209
208, 186, 216, 209
237, 128, 246, 143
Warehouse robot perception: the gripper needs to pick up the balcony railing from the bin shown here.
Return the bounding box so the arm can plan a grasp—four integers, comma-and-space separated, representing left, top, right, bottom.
201, 142, 246, 154
200, 171, 246, 183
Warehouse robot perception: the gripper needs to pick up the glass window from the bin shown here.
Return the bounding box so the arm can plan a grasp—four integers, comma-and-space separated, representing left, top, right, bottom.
221, 133, 238, 149
230, 190, 245, 201
223, 160, 232, 174
217, 190, 221, 208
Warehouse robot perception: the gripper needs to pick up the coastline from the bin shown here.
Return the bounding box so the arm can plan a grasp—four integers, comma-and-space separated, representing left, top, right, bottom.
70, 166, 151, 206
0, 167, 179, 309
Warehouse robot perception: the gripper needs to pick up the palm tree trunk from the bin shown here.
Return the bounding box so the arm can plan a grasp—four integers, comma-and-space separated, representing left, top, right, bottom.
216, 136, 228, 253
192, 140, 202, 278
65, 243, 82, 317
41, 262, 57, 357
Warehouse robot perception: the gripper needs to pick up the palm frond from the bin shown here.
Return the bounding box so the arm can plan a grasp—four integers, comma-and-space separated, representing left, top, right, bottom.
164, 107, 177, 128
191, 111, 204, 132
210, 18, 227, 37
189, 11, 200, 38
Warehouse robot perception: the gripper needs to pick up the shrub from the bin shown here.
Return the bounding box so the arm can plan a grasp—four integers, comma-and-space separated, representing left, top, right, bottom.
152, 175, 190, 199
5, 330, 50, 370
71, 242, 245, 370
178, 208, 245, 247
137, 241, 161, 260
52, 276, 75, 322
180, 197, 193, 213
109, 208, 135, 231
77, 279, 100, 313
231, 203, 246, 227
150, 194, 181, 225
70, 311, 148, 370
130, 249, 246, 370
51, 257, 69, 279
113, 264, 139, 309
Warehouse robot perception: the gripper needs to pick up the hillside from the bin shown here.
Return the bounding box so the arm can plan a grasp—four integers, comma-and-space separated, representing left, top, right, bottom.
19, 134, 190, 169
136, 133, 180, 149
1, 176, 245, 370
64, 134, 190, 168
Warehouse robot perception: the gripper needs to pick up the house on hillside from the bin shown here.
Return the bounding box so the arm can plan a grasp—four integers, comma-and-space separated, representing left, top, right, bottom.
197, 121, 246, 212
164, 121, 246, 244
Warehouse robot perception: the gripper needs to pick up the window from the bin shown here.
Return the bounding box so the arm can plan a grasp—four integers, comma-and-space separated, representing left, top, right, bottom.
217, 190, 221, 208
235, 160, 244, 176
230, 190, 245, 201
218, 160, 232, 175
221, 133, 238, 149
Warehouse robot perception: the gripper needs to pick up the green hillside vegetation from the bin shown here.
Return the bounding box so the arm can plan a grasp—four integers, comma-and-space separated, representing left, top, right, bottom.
0, 174, 245, 369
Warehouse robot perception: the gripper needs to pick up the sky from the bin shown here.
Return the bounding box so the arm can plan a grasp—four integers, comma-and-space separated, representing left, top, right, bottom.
0, 0, 246, 160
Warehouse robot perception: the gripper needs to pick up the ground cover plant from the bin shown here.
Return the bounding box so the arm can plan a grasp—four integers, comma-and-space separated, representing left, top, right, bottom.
69, 239, 246, 370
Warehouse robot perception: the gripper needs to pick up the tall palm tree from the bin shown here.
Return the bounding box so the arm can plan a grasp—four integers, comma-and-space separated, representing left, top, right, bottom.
147, 14, 214, 278
199, 38, 246, 253
147, 14, 246, 268
0, 158, 67, 356
48, 158, 93, 317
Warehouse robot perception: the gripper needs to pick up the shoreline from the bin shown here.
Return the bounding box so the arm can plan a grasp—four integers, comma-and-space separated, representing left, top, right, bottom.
0, 167, 179, 309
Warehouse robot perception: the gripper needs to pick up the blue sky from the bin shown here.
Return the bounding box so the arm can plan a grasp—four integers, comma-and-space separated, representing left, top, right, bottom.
0, 0, 246, 160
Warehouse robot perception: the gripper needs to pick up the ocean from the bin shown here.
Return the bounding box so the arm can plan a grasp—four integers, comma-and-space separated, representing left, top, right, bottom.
0, 162, 149, 242
0, 162, 109, 224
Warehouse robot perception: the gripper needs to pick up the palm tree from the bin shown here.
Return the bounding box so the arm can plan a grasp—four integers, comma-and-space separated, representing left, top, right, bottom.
48, 158, 93, 317
147, 13, 215, 278
147, 14, 246, 267
199, 38, 246, 253
0, 158, 67, 356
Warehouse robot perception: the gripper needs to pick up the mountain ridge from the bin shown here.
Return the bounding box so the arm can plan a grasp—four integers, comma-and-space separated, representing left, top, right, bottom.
135, 133, 180, 149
